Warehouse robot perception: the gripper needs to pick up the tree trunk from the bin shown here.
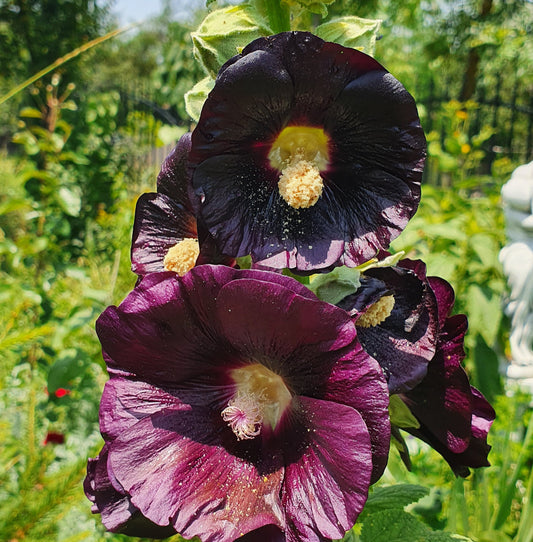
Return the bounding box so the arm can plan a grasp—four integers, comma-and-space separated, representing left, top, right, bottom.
459, 0, 494, 101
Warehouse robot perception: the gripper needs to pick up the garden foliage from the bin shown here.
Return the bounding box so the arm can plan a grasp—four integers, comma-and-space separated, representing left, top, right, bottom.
0, 0, 532, 541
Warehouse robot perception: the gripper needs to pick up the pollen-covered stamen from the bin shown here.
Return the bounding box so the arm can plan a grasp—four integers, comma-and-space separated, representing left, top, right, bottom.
163, 238, 199, 276
221, 393, 263, 440
268, 126, 330, 210
222, 363, 292, 440
357, 294, 395, 328
278, 153, 323, 209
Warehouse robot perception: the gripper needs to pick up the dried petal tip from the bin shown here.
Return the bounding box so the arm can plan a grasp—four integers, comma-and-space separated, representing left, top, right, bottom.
357, 295, 395, 328
163, 238, 199, 275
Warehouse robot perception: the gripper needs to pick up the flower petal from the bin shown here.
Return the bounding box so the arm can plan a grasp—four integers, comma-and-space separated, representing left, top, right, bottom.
99, 267, 325, 387
342, 262, 438, 394
427, 275, 456, 324
108, 408, 285, 541
404, 386, 494, 477
85, 445, 175, 537
191, 49, 292, 160
237, 525, 286, 541
216, 278, 357, 396
96, 272, 219, 386
131, 193, 197, 276
156, 132, 194, 209
402, 314, 472, 453
99, 377, 187, 441
282, 397, 372, 540
322, 342, 391, 483
241, 32, 385, 126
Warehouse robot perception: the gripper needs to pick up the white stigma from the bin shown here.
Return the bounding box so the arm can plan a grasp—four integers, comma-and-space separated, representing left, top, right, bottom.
221, 363, 292, 441
221, 393, 263, 440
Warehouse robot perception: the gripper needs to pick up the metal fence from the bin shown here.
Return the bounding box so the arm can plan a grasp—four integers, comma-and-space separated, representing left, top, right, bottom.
418, 72, 533, 183
116, 74, 533, 184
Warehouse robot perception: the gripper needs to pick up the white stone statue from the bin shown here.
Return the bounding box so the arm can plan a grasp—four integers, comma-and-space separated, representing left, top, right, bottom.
499, 161, 533, 390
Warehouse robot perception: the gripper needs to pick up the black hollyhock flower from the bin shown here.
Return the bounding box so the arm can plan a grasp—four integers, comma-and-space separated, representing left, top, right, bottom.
189, 31, 426, 272
337, 259, 439, 394
131, 132, 234, 277
400, 277, 495, 477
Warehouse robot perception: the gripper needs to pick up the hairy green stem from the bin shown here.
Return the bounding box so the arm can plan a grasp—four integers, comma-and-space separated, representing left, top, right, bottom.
264, 0, 291, 33
0, 25, 136, 105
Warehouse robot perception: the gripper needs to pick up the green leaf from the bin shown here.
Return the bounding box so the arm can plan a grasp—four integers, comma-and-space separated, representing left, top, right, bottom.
472, 333, 502, 401
360, 509, 471, 542
0, 197, 31, 215
337, 528, 360, 542
465, 284, 501, 346
58, 150, 90, 165
422, 220, 468, 242
12, 131, 39, 155
57, 186, 82, 217
47, 349, 87, 393
420, 252, 457, 283
0, 324, 54, 352
309, 266, 361, 305
365, 484, 429, 513
474, 532, 513, 542
158, 125, 187, 146
282, 0, 335, 18
191, 5, 272, 78
389, 395, 420, 429
20, 167, 57, 184
18, 106, 43, 119
316, 16, 382, 55
184, 76, 215, 122
51, 307, 96, 350
469, 233, 499, 269
360, 509, 428, 541
357, 251, 406, 272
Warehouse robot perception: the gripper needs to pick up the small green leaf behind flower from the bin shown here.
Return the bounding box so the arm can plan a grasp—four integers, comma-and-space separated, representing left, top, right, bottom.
282, 0, 335, 18
191, 4, 272, 78
309, 266, 361, 305
389, 395, 420, 429
316, 16, 382, 56
184, 76, 215, 122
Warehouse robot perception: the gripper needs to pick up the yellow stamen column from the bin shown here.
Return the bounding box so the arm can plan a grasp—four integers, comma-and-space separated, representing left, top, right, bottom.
163, 238, 200, 276
269, 126, 330, 210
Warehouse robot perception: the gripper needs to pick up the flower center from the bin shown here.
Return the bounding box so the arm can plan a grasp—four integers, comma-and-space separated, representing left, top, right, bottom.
268, 126, 330, 209
357, 294, 395, 328
163, 238, 199, 276
221, 363, 292, 440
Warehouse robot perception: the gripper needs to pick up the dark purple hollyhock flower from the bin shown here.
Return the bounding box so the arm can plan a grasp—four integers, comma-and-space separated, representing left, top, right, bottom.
131, 132, 234, 277
337, 259, 439, 394
399, 277, 495, 477
85, 443, 176, 538
87, 266, 390, 541
189, 31, 426, 272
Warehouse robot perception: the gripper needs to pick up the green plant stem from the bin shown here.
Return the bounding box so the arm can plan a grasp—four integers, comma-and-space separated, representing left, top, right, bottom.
0, 25, 136, 105
263, 0, 291, 33
453, 477, 470, 535
492, 410, 533, 530
515, 468, 533, 542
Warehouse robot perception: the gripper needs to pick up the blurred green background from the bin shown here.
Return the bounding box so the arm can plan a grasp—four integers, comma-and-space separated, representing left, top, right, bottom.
0, 0, 532, 540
